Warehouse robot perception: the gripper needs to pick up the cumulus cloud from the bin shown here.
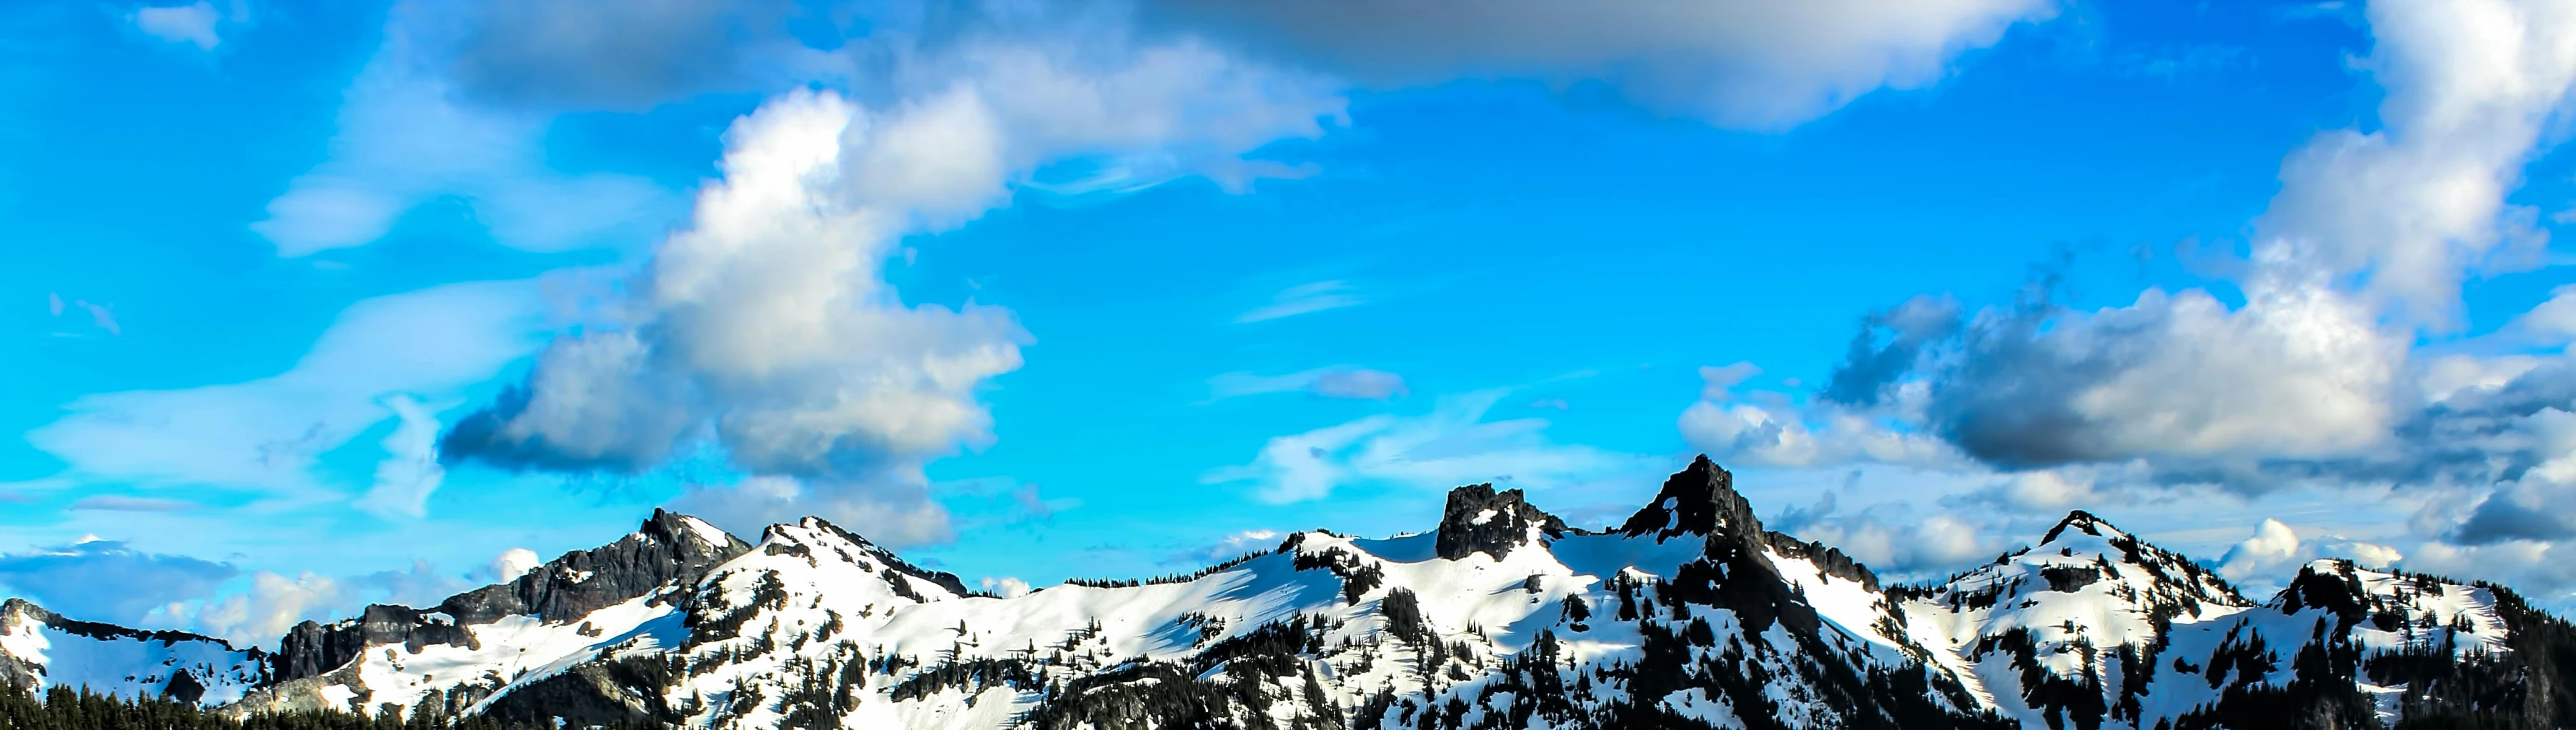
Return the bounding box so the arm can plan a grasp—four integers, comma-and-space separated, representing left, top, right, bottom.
2215, 517, 2405, 594
1205, 389, 1642, 503
1767, 496, 1999, 579
1148, 0, 2057, 129
1788, 0, 2575, 482
132, 1, 223, 51
0, 540, 237, 624
487, 547, 540, 583
24, 281, 543, 497
1235, 280, 1365, 323
442, 9, 1347, 542
2217, 519, 2301, 581
976, 576, 1032, 598
1663, 0, 2576, 604
1206, 366, 1407, 401
190, 571, 345, 648
1680, 363, 1958, 469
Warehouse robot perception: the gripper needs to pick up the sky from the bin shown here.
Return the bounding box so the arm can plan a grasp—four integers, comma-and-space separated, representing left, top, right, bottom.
8, 0, 2576, 646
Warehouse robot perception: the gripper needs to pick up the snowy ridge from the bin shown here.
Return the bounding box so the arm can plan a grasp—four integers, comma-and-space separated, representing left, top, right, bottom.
0, 598, 266, 706
4, 457, 2571, 729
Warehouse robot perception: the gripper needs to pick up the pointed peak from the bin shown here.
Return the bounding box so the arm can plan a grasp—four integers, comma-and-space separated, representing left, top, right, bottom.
1618, 455, 1761, 541
1435, 484, 1568, 561
2039, 509, 2129, 546
644, 509, 745, 551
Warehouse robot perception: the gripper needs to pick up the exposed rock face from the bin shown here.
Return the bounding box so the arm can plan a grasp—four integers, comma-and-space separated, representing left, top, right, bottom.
1619, 455, 1883, 590
1432, 484, 1568, 560
446, 509, 753, 624
269, 509, 750, 683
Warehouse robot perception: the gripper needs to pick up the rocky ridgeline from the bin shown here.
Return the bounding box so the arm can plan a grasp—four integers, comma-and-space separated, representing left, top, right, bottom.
1, 458, 2570, 729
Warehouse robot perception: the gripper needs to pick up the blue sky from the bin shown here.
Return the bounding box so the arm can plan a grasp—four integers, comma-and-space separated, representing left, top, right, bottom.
10, 0, 2576, 644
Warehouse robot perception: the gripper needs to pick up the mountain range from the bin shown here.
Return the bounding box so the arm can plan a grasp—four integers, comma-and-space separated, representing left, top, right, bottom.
2, 456, 2568, 729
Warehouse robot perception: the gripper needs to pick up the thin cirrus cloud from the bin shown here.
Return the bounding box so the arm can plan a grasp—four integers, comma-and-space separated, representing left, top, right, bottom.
1204, 389, 1645, 504
0, 539, 237, 624
67, 495, 204, 512
130, 1, 224, 51
1204, 366, 1408, 401
1234, 280, 1366, 323
249, 0, 674, 256
20, 280, 545, 504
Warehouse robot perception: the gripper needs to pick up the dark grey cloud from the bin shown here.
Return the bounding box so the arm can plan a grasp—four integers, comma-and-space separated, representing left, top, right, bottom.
450, 0, 797, 111
1141, 0, 2056, 129
1819, 295, 1960, 409
0, 541, 237, 624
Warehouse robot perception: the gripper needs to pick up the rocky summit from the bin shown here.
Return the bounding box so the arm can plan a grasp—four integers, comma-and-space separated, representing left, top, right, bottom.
3, 457, 2571, 729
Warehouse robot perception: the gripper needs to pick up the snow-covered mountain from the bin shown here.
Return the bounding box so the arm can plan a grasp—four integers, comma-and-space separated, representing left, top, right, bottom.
4, 457, 2570, 729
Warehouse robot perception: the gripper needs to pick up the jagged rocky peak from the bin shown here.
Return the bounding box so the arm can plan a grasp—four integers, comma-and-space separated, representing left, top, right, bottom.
1432, 483, 1569, 560
437, 508, 751, 625
1617, 454, 1763, 541
272, 509, 754, 684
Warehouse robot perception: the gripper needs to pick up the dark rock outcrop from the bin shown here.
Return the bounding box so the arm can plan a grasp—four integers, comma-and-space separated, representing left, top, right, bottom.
271, 509, 750, 683
1433, 484, 1568, 561
1620, 456, 1882, 590
444, 509, 753, 624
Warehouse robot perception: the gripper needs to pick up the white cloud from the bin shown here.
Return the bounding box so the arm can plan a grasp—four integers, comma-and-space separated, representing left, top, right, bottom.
355, 394, 448, 519
2256, 0, 2576, 321
976, 576, 1031, 598
192, 571, 345, 648
2217, 518, 2301, 581
1680, 364, 1958, 469
1773, 509, 1999, 579
1152, 0, 2057, 129
487, 547, 540, 583
1971, 469, 2115, 513
23, 280, 545, 498
445, 16, 1347, 541
1236, 280, 1365, 323
132, 1, 222, 51
1207, 389, 1640, 503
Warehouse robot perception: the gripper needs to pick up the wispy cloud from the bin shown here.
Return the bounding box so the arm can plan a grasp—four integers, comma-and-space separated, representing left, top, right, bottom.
1204, 389, 1643, 503
1205, 366, 1407, 401
21, 280, 545, 499
68, 495, 203, 512
0, 540, 236, 624
1235, 280, 1365, 323
130, 1, 223, 51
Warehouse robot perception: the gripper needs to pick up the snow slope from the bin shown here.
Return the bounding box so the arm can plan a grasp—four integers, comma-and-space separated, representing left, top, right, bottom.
2, 457, 2563, 729
0, 598, 265, 706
